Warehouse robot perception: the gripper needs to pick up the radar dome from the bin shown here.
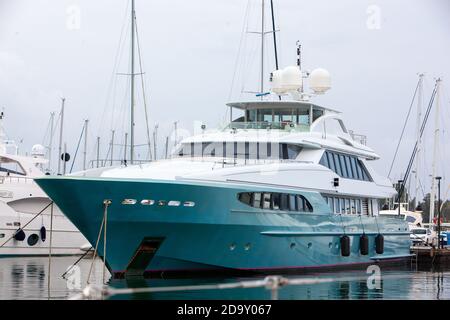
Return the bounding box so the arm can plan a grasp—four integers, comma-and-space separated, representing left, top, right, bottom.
31, 144, 45, 158
281, 66, 303, 92
309, 68, 331, 94
271, 70, 284, 94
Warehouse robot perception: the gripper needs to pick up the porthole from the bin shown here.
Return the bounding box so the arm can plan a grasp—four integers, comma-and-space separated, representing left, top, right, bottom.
141, 199, 155, 206
244, 243, 251, 251
329, 242, 333, 249
183, 201, 195, 207
168, 201, 181, 207
290, 242, 296, 249
229, 243, 236, 251
158, 200, 167, 206
0, 233, 5, 238
307, 242, 312, 249
27, 234, 39, 246
122, 199, 137, 205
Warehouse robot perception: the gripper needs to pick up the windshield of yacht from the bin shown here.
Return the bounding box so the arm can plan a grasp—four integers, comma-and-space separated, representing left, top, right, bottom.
0, 156, 26, 176
174, 142, 302, 160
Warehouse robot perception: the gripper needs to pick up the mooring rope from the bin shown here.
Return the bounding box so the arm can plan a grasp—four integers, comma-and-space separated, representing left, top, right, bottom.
47, 203, 54, 300
358, 214, 366, 234
338, 214, 346, 235
86, 211, 105, 284
103, 200, 111, 285
0, 201, 53, 248
87, 200, 111, 285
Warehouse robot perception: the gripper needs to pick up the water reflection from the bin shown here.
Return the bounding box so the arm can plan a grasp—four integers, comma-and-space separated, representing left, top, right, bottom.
1, 257, 450, 300
0, 256, 105, 300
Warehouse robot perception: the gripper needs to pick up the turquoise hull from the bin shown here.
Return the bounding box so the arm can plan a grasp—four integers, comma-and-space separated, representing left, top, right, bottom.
35, 176, 411, 276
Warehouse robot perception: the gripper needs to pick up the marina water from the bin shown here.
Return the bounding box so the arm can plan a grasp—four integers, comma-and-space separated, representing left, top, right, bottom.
1, 256, 450, 300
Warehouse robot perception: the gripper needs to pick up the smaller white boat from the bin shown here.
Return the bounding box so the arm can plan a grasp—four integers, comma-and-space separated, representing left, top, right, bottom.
379, 202, 423, 228
0, 112, 88, 256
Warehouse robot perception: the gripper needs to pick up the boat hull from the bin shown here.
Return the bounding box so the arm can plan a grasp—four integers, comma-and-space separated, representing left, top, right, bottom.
35, 176, 412, 277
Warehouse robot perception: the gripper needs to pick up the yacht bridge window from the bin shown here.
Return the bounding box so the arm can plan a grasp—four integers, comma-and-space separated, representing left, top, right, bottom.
176, 142, 302, 160
226, 101, 327, 131
319, 150, 372, 181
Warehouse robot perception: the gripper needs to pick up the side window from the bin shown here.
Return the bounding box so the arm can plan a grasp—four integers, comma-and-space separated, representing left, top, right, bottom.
355, 159, 363, 180
333, 153, 343, 176
238, 192, 252, 206
252, 192, 262, 208
319, 151, 329, 167
350, 199, 356, 214
271, 193, 280, 210
262, 193, 272, 209
327, 151, 336, 172
296, 195, 313, 212
238, 192, 313, 213
279, 193, 289, 211
359, 160, 372, 181
335, 198, 340, 214
339, 154, 348, 178
345, 156, 353, 178
289, 194, 297, 211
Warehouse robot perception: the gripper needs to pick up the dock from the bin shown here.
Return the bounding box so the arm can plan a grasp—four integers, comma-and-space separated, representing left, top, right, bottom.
411, 246, 450, 266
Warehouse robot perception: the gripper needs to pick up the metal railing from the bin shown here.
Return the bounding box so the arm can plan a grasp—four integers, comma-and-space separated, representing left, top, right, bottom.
349, 130, 367, 146
88, 159, 152, 169
225, 121, 310, 132
0, 175, 34, 184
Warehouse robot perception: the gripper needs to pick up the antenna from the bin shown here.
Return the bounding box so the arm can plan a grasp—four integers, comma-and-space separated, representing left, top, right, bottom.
260, 0, 265, 99
296, 41, 301, 69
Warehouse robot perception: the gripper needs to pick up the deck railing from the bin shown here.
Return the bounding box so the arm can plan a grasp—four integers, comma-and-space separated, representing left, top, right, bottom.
225, 121, 310, 132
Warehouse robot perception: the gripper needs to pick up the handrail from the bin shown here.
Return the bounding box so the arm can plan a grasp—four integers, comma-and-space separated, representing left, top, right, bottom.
0, 175, 34, 184
225, 121, 309, 132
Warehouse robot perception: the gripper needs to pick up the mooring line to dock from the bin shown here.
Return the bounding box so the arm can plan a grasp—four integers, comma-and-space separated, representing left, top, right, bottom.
87, 212, 105, 284
0, 201, 53, 248
86, 199, 111, 285
103, 200, 111, 285
47, 202, 54, 300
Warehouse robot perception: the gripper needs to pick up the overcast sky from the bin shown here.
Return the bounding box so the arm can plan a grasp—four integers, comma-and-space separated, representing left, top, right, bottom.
0, 0, 448, 200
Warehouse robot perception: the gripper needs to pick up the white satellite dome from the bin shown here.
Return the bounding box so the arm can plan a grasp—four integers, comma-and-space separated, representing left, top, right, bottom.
31, 144, 46, 158
271, 70, 284, 94
309, 68, 331, 94
281, 66, 303, 92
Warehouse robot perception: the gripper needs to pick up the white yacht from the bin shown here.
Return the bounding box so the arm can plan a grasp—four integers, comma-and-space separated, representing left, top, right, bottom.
36, 64, 411, 277
0, 113, 88, 256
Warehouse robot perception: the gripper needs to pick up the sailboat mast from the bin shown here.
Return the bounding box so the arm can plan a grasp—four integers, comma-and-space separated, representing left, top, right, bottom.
83, 119, 89, 171
260, 0, 265, 99
57, 98, 65, 175
429, 78, 442, 226
47, 112, 55, 173
130, 0, 136, 164
414, 74, 424, 207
